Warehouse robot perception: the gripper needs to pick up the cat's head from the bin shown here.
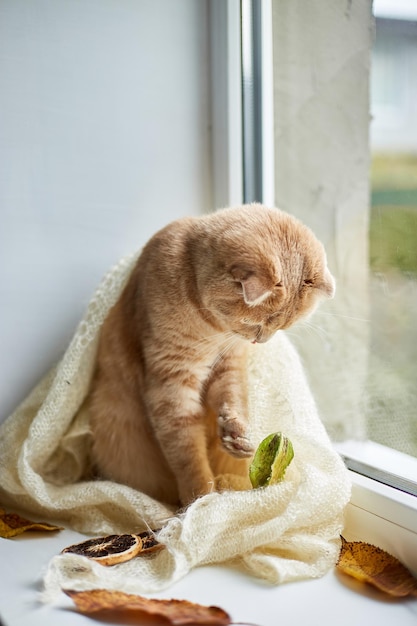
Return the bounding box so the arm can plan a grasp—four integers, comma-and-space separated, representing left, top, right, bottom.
196, 204, 335, 344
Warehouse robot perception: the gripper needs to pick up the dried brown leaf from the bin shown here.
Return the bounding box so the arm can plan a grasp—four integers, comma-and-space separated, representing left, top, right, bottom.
0, 507, 63, 538
337, 537, 417, 597
64, 588, 231, 625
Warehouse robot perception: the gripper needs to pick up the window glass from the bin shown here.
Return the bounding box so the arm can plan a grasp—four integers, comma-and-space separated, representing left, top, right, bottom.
368, 16, 417, 457
270, 1, 417, 462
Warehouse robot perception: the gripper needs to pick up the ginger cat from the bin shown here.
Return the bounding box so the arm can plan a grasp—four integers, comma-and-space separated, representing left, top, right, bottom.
88, 204, 335, 507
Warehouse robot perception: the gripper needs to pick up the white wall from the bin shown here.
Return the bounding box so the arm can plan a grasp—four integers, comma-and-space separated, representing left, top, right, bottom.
0, 0, 212, 421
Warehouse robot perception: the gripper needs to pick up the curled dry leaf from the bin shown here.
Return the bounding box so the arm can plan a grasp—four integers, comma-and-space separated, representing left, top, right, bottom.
0, 507, 63, 538
62, 529, 164, 566
64, 588, 231, 625
337, 537, 417, 597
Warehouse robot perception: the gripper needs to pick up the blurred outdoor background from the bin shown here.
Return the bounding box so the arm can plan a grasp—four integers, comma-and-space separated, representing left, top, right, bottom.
368, 7, 417, 456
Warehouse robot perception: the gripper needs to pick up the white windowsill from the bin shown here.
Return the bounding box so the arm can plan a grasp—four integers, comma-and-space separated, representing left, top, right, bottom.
1, 444, 416, 625
2, 441, 417, 625
1, 526, 417, 626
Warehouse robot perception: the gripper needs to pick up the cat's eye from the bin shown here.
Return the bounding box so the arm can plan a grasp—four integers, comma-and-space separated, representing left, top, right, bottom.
303, 278, 315, 286
275, 281, 283, 287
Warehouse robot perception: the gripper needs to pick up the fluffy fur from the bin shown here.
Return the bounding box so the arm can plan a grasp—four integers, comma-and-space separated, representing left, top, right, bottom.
88, 204, 335, 507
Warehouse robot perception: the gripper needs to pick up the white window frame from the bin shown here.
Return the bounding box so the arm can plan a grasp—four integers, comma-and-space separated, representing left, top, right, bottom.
210, 0, 274, 207
336, 440, 417, 573
210, 0, 417, 575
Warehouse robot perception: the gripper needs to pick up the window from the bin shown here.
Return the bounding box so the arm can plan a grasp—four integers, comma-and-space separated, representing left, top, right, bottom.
211, 0, 417, 572
368, 13, 417, 459
270, 1, 417, 469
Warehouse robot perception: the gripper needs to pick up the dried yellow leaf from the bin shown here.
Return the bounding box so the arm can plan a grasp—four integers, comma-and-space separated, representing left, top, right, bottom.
65, 588, 231, 625
337, 537, 417, 597
0, 507, 63, 538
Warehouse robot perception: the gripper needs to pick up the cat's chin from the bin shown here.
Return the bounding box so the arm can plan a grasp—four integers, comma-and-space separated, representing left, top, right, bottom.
251, 328, 280, 344
242, 333, 275, 345
232, 330, 272, 344
250, 335, 274, 344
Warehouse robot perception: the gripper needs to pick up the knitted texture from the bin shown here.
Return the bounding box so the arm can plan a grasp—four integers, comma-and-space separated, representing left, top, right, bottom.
0, 254, 351, 596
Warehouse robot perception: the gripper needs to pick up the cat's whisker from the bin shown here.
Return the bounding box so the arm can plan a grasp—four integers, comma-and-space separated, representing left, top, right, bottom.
174, 330, 232, 353
172, 330, 237, 363
190, 330, 235, 352
210, 334, 241, 370
299, 319, 329, 341
314, 311, 370, 323
211, 334, 238, 359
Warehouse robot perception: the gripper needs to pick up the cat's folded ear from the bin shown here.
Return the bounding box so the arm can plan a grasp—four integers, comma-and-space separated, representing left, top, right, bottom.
230, 265, 274, 306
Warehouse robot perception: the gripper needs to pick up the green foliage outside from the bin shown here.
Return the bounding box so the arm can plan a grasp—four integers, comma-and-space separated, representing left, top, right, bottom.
370, 154, 417, 276
367, 153, 417, 458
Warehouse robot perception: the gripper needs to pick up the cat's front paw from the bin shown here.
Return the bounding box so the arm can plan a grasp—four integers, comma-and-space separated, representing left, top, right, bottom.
218, 415, 255, 458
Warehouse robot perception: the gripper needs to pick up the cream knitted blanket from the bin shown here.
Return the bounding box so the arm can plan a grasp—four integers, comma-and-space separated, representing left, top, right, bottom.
0, 254, 350, 596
